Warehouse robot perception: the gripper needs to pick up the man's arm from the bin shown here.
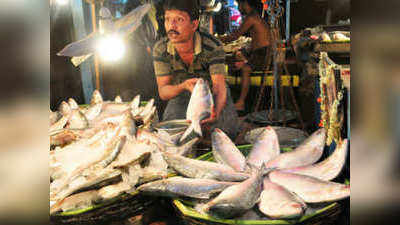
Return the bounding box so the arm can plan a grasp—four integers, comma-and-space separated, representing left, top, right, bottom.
211, 74, 227, 118
220, 16, 254, 43
153, 41, 198, 100
156, 76, 198, 100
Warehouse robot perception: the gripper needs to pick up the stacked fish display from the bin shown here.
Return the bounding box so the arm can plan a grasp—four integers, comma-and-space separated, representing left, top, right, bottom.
49, 90, 199, 215
138, 126, 350, 220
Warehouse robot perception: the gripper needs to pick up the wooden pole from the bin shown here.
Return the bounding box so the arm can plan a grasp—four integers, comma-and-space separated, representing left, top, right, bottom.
90, 3, 101, 90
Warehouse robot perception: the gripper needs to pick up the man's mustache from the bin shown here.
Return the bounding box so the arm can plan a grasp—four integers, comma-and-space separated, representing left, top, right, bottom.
167, 30, 180, 35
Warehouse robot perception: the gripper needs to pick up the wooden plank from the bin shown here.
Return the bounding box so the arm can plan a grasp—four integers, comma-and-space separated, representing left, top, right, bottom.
70, 0, 94, 104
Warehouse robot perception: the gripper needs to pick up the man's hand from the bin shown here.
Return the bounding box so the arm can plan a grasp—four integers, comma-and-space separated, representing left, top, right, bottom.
182, 78, 199, 92
201, 107, 217, 125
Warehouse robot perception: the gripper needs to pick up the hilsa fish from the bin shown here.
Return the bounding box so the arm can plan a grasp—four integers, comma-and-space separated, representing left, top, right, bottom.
198, 165, 265, 219
281, 139, 349, 181
269, 170, 350, 203
211, 128, 247, 172
180, 78, 214, 143
265, 128, 326, 169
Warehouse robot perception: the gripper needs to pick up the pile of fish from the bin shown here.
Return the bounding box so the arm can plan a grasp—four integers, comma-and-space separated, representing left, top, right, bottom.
49, 90, 199, 215
137, 127, 350, 220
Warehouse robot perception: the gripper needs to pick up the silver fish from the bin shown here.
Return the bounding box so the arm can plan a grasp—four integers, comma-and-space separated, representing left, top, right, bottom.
200, 165, 264, 218
139, 98, 155, 118
84, 103, 103, 121
66, 109, 89, 129
110, 139, 153, 168
163, 152, 249, 182
180, 78, 214, 143
58, 101, 71, 117
212, 128, 247, 172
269, 170, 350, 203
281, 139, 348, 181
137, 176, 236, 199
258, 177, 306, 219
49, 115, 69, 133
50, 110, 61, 125
50, 190, 102, 215
265, 129, 326, 169
114, 95, 123, 103
68, 98, 79, 110
130, 95, 142, 117
247, 126, 280, 168
98, 181, 132, 200
137, 129, 199, 156
99, 136, 127, 168
50, 168, 121, 202
91, 90, 103, 105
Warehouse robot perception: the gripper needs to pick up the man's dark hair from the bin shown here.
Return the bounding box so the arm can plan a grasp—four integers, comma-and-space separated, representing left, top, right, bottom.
163, 0, 200, 21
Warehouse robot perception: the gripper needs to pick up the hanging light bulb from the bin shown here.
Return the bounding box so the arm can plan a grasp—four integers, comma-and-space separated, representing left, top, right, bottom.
213, 2, 222, 12
97, 35, 126, 62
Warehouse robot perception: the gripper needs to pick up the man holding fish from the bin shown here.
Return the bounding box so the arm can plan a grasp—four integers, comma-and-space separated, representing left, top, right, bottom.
152, 0, 240, 141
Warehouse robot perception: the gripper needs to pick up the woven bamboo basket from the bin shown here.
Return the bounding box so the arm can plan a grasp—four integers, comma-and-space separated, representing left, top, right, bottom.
50, 191, 157, 225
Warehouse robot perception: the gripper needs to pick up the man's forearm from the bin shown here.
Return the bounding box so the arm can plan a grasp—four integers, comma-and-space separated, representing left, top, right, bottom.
213, 83, 227, 118
159, 83, 185, 100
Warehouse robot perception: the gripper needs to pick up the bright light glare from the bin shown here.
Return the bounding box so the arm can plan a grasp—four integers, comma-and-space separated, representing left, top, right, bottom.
213, 2, 222, 12
97, 35, 126, 62
56, 0, 69, 6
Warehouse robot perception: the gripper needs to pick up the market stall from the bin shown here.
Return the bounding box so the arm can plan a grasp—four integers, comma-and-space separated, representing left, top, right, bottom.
50, 0, 350, 224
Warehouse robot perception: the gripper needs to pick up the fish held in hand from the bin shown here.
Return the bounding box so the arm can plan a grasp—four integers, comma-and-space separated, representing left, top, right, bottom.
180, 79, 214, 143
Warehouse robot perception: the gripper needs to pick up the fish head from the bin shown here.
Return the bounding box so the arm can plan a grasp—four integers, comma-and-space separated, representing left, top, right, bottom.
68, 98, 79, 110
91, 89, 103, 105
59, 101, 71, 116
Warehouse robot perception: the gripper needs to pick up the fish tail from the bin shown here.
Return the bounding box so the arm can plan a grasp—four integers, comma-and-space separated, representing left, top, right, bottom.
179, 121, 202, 144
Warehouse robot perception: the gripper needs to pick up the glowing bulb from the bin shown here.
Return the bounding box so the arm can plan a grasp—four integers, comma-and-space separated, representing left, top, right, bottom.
56, 0, 69, 6
97, 35, 126, 62
213, 2, 222, 12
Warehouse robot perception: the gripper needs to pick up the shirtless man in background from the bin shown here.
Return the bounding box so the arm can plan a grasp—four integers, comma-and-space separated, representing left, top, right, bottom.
220, 0, 271, 111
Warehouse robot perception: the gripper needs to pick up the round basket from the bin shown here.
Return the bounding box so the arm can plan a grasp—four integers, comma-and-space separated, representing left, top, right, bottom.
173, 199, 341, 225
50, 192, 156, 225
173, 149, 344, 225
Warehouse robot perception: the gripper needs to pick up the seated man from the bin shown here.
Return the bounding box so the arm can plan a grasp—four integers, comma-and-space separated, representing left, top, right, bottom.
220, 0, 271, 111
152, 0, 240, 140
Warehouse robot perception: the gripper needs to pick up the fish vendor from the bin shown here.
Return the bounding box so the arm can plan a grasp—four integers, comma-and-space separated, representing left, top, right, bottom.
152, 0, 240, 140
219, 0, 271, 112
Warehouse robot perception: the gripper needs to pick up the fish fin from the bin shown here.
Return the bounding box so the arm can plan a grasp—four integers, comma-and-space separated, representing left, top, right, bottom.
194, 203, 209, 214
177, 137, 200, 156
261, 165, 277, 177
179, 121, 202, 144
